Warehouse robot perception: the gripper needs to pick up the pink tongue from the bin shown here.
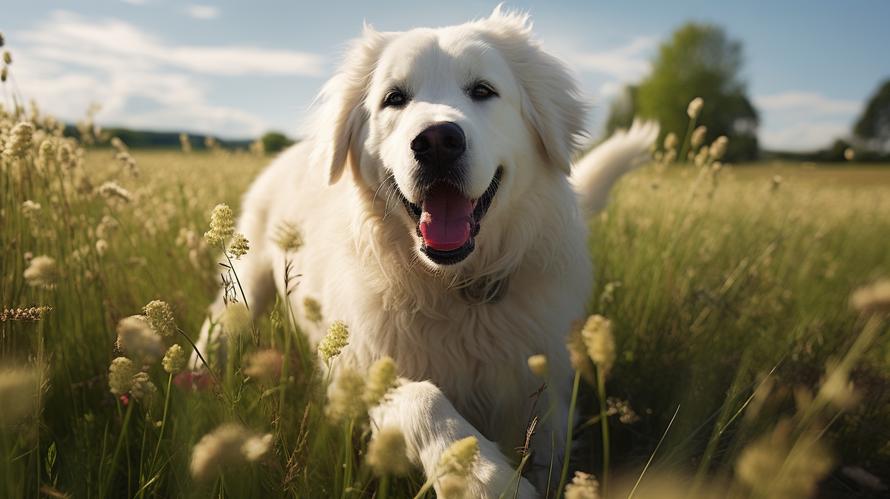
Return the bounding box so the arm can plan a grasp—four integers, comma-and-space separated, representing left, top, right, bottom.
420, 184, 475, 251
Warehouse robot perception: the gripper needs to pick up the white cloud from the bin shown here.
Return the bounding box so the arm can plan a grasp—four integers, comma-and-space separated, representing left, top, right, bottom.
185, 4, 220, 20
755, 92, 860, 115
121, 0, 147, 5
12, 10, 324, 137
759, 121, 851, 152
755, 91, 861, 151
561, 36, 656, 82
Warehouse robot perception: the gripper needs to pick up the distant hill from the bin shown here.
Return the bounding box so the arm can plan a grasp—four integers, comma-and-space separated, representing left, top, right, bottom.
63, 125, 257, 150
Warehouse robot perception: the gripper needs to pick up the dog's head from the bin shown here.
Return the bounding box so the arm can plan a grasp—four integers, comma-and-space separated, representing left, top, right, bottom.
313, 7, 586, 269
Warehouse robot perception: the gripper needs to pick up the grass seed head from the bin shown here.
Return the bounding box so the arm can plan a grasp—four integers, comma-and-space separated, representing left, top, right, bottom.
274, 221, 303, 252
527, 354, 548, 378
162, 344, 187, 374
663, 132, 678, 151
325, 367, 366, 422
687, 97, 704, 119
108, 357, 137, 395
143, 300, 176, 337
709, 136, 729, 161
691, 125, 707, 149
364, 356, 398, 406
4, 121, 34, 159
581, 314, 615, 375
319, 320, 349, 362
228, 232, 250, 259
437, 436, 479, 477
23, 255, 58, 289
129, 372, 157, 401
366, 427, 411, 476
204, 203, 235, 246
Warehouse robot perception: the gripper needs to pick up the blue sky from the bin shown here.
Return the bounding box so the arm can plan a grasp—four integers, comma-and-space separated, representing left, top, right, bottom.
3, 0, 889, 151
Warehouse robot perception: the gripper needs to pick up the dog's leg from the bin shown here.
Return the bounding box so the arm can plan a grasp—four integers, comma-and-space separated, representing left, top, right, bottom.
369, 380, 539, 499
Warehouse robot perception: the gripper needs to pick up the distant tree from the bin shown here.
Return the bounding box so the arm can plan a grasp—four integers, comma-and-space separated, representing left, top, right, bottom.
853, 79, 890, 153
603, 85, 638, 136
610, 23, 759, 161
260, 131, 294, 154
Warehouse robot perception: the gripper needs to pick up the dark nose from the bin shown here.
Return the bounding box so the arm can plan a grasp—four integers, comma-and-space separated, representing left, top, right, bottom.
411, 122, 466, 165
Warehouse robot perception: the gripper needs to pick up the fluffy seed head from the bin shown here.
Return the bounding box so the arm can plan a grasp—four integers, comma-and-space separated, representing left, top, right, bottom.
527, 354, 548, 378
98, 181, 132, 202
319, 321, 349, 362
95, 239, 108, 256
303, 296, 323, 323
437, 436, 479, 477
4, 122, 34, 159
162, 344, 187, 374
366, 427, 411, 476
190, 424, 273, 481
850, 279, 890, 315
581, 315, 615, 375
818, 363, 860, 410
564, 471, 600, 499
663, 132, 678, 151
325, 367, 366, 421
116, 315, 163, 364
204, 203, 234, 246
143, 300, 176, 337
23, 255, 58, 289
844, 147, 855, 161
709, 136, 729, 161
220, 302, 250, 337
364, 356, 398, 406
22, 200, 41, 218
687, 97, 704, 119
108, 357, 137, 395
691, 126, 707, 148
0, 367, 41, 427
244, 349, 284, 383
735, 425, 833, 498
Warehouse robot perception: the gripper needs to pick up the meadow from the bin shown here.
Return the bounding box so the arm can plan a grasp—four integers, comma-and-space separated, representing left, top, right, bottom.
2, 101, 890, 499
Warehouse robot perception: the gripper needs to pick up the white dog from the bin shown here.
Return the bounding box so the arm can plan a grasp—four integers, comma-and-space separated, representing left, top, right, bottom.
193, 7, 656, 497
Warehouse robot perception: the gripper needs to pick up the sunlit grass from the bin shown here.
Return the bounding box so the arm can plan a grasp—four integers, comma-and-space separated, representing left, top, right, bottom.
2, 103, 889, 498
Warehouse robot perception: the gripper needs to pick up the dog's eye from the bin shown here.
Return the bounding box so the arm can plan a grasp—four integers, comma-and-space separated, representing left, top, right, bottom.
382, 89, 408, 108
469, 81, 498, 101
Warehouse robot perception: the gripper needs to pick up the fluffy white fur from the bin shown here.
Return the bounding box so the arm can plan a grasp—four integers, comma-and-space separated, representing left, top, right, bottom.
192, 7, 656, 498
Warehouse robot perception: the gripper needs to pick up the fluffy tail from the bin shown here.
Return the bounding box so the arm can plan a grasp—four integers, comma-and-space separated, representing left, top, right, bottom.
571, 119, 659, 215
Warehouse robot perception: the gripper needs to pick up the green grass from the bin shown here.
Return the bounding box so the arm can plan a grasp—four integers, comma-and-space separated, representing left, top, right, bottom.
2, 119, 890, 499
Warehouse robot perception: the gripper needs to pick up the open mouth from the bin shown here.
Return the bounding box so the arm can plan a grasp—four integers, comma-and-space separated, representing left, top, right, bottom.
400, 168, 502, 265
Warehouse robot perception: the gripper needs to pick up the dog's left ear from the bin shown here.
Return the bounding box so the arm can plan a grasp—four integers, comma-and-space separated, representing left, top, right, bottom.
312, 24, 390, 184
483, 7, 587, 174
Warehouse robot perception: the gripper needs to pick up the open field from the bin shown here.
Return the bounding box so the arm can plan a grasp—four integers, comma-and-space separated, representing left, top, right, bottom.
2, 132, 890, 499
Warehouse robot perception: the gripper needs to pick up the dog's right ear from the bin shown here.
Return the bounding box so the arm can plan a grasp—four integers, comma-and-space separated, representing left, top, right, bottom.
312, 25, 390, 185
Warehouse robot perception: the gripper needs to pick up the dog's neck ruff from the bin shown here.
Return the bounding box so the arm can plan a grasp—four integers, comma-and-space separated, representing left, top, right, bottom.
457, 274, 510, 305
